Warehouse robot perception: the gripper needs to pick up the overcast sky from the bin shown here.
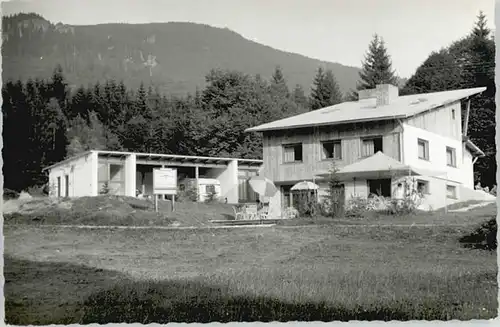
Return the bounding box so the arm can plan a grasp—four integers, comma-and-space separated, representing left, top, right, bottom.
1, 0, 495, 77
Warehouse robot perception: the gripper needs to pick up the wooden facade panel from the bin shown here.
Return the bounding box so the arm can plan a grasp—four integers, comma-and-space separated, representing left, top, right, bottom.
382, 133, 401, 161
262, 120, 402, 183
405, 101, 462, 140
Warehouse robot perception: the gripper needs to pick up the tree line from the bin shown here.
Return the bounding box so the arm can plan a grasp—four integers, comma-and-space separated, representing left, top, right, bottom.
2, 12, 495, 192
2, 63, 344, 192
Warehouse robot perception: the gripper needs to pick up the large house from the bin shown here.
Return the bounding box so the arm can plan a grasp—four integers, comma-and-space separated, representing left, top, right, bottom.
246, 84, 491, 211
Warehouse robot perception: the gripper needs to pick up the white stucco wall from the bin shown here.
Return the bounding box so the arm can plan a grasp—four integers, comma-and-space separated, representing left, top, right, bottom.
98, 162, 126, 195
461, 148, 475, 189
205, 160, 239, 203
402, 124, 464, 184
345, 179, 369, 200
124, 154, 137, 197
48, 151, 98, 197
391, 175, 460, 211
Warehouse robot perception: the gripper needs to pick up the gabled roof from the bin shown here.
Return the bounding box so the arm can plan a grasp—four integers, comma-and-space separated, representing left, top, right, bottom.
246, 87, 486, 132
316, 152, 447, 179
337, 151, 408, 174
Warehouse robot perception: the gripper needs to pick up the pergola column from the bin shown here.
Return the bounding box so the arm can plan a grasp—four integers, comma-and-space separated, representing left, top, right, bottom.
125, 154, 137, 197
90, 151, 99, 196
195, 165, 200, 202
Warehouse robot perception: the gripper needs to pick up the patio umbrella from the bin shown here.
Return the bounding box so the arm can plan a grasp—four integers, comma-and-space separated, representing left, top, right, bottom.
291, 181, 320, 191
248, 176, 278, 197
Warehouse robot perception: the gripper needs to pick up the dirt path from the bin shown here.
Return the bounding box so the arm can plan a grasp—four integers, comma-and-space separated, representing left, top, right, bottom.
448, 201, 495, 212
15, 224, 277, 230
7, 222, 475, 231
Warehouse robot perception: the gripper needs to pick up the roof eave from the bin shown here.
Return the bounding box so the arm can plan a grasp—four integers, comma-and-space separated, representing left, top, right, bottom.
246, 115, 407, 133
42, 150, 94, 172
463, 138, 485, 157
246, 87, 488, 133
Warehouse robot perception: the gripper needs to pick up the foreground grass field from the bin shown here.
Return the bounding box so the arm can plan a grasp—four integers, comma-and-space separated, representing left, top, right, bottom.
4, 204, 498, 324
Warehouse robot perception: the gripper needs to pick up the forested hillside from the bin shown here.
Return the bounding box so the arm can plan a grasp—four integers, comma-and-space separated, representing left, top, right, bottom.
2, 13, 361, 96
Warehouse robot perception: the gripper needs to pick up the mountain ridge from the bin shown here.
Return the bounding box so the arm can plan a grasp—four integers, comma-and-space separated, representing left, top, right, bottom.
2, 13, 372, 96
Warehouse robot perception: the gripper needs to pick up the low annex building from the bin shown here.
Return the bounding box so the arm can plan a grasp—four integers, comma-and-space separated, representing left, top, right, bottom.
42, 150, 263, 204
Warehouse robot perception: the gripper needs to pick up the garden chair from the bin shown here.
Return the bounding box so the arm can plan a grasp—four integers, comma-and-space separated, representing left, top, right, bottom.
258, 206, 269, 220
282, 207, 298, 219
245, 204, 259, 220
232, 205, 245, 220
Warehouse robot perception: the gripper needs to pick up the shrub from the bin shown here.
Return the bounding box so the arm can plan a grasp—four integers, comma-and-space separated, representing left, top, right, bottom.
320, 161, 345, 218
25, 185, 49, 197
344, 177, 423, 218
388, 177, 423, 215
459, 217, 497, 250
100, 182, 110, 195
3, 188, 20, 200
176, 185, 198, 202
295, 191, 320, 217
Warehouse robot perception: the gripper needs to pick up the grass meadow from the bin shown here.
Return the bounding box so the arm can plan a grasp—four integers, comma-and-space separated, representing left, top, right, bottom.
4, 203, 498, 324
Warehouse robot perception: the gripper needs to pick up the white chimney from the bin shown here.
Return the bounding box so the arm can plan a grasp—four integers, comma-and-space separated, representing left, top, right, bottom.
358, 84, 399, 106
375, 84, 399, 106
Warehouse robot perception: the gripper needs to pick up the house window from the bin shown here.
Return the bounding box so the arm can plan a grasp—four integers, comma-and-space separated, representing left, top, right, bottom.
446, 146, 456, 167
417, 179, 430, 194
283, 143, 303, 163
367, 179, 391, 197
321, 140, 342, 160
418, 138, 429, 160
362, 137, 383, 157
451, 109, 456, 120
446, 185, 457, 199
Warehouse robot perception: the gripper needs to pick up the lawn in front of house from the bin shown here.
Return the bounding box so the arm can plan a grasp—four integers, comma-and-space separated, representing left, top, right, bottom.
4, 213, 497, 324
279, 202, 497, 227
3, 195, 236, 227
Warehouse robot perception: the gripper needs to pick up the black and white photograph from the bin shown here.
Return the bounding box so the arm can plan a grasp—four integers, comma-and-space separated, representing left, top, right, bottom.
1, 0, 498, 324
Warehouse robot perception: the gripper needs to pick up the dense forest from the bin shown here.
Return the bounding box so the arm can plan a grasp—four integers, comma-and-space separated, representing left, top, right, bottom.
2, 12, 496, 192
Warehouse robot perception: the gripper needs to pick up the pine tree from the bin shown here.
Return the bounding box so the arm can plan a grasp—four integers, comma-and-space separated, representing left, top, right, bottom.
292, 84, 308, 109
309, 67, 326, 110
358, 34, 398, 91
41, 97, 68, 165
401, 12, 495, 187
49, 65, 70, 118
270, 65, 289, 98
309, 68, 342, 110
472, 11, 490, 38
466, 11, 495, 187
2, 80, 33, 191
66, 111, 117, 156
69, 86, 91, 121
323, 70, 343, 106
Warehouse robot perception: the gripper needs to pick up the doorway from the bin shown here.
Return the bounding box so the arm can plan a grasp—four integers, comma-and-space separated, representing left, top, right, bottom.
64, 175, 69, 197
367, 179, 391, 197
57, 176, 61, 197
